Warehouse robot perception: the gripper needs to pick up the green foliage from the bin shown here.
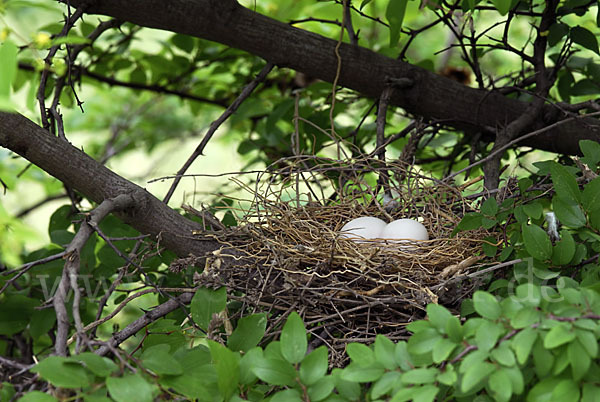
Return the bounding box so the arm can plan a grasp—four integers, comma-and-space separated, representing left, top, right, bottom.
3, 0, 600, 400
25, 294, 600, 400
191, 287, 227, 331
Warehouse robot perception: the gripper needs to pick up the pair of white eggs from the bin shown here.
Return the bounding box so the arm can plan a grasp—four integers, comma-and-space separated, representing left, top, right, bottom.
340, 216, 429, 243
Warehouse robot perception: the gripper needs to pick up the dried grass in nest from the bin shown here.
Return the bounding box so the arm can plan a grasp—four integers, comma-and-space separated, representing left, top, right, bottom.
194, 156, 489, 363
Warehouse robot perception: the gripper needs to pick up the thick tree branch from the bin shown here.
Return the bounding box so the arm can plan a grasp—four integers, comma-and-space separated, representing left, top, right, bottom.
61, 0, 600, 156
0, 112, 218, 258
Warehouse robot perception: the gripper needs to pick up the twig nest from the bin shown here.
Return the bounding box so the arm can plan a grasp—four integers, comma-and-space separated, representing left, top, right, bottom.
340, 216, 387, 242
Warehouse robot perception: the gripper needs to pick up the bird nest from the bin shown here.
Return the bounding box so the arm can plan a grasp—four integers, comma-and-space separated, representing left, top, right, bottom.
190, 156, 489, 363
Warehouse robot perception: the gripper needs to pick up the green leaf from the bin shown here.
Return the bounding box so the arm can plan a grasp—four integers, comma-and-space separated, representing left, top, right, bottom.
158, 348, 212, 399
239, 347, 262, 385
16, 391, 56, 402
426, 303, 453, 333
436, 366, 457, 386
482, 235, 498, 257
401, 367, 439, 384
523, 202, 543, 219
568, 339, 591, 381
582, 177, 600, 212
190, 287, 227, 331
227, 313, 267, 352
552, 230, 576, 266
455, 212, 482, 232
106, 374, 154, 402
374, 334, 397, 370
48, 205, 74, 234
74, 352, 118, 377
583, 384, 600, 402
511, 305, 542, 328
488, 369, 513, 402
270, 389, 302, 402
0, 382, 15, 402
395, 341, 414, 370
475, 320, 503, 352
30, 357, 90, 389
548, 22, 569, 46
461, 361, 495, 393
386, 0, 409, 47
575, 328, 598, 357
299, 346, 328, 386
432, 337, 458, 363
407, 328, 440, 356
473, 291, 501, 320
550, 162, 581, 203
170, 34, 195, 53
571, 26, 600, 54
533, 338, 554, 377
553, 196, 586, 228
141, 344, 183, 375
490, 343, 516, 367
340, 362, 385, 382
208, 340, 239, 400
458, 349, 487, 374
571, 79, 600, 96
481, 197, 498, 216
0, 295, 37, 335
513, 205, 528, 223
251, 357, 297, 386
580, 140, 600, 168
360, 0, 374, 9
544, 323, 576, 348
446, 315, 463, 343
0, 40, 18, 97
519, 177, 533, 193
307, 376, 335, 401
391, 385, 438, 402
552, 379, 581, 402
528, 377, 559, 401
515, 283, 542, 307
503, 365, 524, 395
346, 342, 375, 365
522, 223, 552, 260
280, 312, 307, 364
372, 371, 402, 399
264, 340, 285, 360
491, 0, 512, 15
333, 368, 362, 400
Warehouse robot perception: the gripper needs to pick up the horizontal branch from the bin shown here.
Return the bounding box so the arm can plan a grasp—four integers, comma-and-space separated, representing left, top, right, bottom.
61, 0, 600, 156
0, 112, 217, 258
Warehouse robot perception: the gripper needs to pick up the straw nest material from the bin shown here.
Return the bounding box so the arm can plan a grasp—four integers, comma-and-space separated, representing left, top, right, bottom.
189, 156, 488, 363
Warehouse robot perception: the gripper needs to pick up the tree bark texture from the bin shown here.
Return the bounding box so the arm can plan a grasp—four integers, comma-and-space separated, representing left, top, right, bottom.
0, 112, 216, 258
62, 0, 599, 156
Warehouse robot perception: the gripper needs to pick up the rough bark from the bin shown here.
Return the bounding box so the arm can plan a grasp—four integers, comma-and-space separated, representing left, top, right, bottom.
61, 0, 600, 156
0, 112, 217, 257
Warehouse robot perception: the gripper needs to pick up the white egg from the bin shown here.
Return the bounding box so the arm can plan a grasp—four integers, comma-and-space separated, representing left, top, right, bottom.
380, 219, 429, 241
340, 217, 387, 242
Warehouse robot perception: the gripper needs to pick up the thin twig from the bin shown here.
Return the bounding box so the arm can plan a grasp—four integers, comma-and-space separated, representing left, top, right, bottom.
0, 251, 67, 295
431, 258, 522, 291
162, 62, 274, 204
445, 111, 600, 183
